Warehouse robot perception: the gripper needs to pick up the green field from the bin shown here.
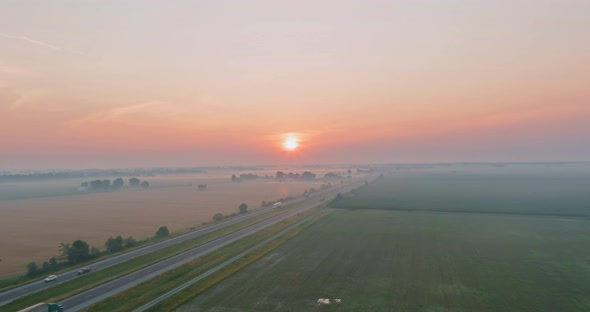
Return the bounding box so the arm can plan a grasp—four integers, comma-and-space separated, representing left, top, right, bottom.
331, 171, 590, 217
177, 209, 590, 312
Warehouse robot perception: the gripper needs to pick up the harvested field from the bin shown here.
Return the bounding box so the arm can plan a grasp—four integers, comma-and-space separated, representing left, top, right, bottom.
0, 175, 324, 276
177, 209, 590, 312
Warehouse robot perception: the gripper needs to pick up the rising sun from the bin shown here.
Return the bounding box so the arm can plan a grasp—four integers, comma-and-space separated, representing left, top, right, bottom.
282, 136, 299, 151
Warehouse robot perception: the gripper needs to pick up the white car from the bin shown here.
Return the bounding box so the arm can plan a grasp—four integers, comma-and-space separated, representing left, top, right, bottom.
44, 275, 58, 283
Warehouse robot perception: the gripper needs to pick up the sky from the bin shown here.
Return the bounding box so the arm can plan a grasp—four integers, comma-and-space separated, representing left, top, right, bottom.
1, 0, 589, 170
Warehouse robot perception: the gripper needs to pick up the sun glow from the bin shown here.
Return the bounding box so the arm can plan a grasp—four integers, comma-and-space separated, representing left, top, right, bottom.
282, 136, 300, 151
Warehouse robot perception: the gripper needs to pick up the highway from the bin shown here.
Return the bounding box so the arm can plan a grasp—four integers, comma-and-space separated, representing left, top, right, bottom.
134, 211, 324, 312
34, 180, 366, 312
1, 198, 286, 306
1, 178, 369, 310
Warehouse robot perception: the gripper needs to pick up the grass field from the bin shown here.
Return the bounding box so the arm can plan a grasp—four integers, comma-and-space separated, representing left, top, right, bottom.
331, 168, 590, 217
177, 209, 590, 312
0, 174, 325, 276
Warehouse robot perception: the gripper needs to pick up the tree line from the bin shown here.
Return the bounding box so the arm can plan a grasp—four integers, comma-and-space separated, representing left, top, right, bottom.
25, 225, 169, 277
80, 177, 150, 191
274, 171, 317, 181
211, 203, 250, 223
230, 170, 354, 183
0, 167, 205, 182
231, 173, 258, 182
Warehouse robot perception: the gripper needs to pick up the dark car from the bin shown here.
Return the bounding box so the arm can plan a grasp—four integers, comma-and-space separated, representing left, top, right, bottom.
77, 267, 91, 275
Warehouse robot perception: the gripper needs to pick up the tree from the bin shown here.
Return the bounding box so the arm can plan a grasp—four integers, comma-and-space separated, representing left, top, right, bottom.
336, 193, 343, 200
239, 173, 257, 180
60, 240, 90, 264
112, 177, 124, 189
140, 181, 150, 189
90, 246, 101, 258
239, 203, 248, 214
105, 235, 125, 253
324, 172, 341, 179
101, 180, 111, 189
301, 171, 316, 180
58, 242, 70, 262
155, 226, 169, 238
26, 262, 40, 277
129, 177, 141, 187
124, 236, 138, 248
213, 213, 223, 222
275, 171, 286, 181
80, 181, 89, 187
49, 257, 58, 266
347, 169, 352, 175
42, 261, 50, 272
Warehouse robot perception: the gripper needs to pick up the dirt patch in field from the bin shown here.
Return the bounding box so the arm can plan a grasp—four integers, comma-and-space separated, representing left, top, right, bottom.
0, 179, 321, 276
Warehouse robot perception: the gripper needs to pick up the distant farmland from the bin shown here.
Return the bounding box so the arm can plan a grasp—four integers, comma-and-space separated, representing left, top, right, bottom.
178, 209, 590, 312
178, 167, 590, 311
0, 175, 323, 276
331, 170, 590, 217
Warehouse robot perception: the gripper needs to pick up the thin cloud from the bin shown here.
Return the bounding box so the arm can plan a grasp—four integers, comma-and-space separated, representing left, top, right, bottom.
0, 33, 84, 55
107, 101, 164, 118
7, 89, 48, 110
65, 101, 173, 127
0, 64, 37, 77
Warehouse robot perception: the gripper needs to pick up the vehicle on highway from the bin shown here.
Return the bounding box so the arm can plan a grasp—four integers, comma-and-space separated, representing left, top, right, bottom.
48, 302, 64, 312
77, 267, 91, 275
272, 202, 282, 209
44, 275, 58, 283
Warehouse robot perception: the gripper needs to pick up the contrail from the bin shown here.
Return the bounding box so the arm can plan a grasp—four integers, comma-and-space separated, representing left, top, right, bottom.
0, 33, 83, 55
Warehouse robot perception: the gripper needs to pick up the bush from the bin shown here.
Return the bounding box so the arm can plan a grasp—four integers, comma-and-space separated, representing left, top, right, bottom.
213, 213, 223, 222
124, 236, 138, 248
239, 203, 248, 214
155, 226, 169, 238
105, 236, 125, 253
25, 262, 40, 277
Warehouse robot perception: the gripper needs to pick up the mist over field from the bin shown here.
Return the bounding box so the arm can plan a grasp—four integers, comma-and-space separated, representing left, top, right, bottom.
0, 165, 351, 276
332, 162, 590, 217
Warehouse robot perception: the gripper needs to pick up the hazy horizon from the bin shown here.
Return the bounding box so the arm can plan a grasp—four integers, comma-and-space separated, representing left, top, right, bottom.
2, 0, 589, 170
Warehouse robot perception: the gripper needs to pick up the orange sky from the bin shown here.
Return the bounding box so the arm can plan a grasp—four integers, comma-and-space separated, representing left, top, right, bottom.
1, 1, 589, 169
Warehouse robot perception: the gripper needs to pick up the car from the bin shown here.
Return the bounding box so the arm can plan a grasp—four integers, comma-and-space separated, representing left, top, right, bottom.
77, 267, 91, 275
44, 275, 58, 283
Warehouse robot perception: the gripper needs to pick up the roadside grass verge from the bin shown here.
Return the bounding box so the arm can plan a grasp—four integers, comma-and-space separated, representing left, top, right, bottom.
0, 201, 311, 312
0, 275, 29, 293
81, 207, 330, 312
